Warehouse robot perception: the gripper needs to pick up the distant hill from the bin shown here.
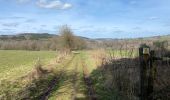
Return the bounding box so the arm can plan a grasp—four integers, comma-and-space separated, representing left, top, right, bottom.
0, 33, 170, 42
0, 33, 57, 40
94, 35, 170, 41
0, 33, 170, 50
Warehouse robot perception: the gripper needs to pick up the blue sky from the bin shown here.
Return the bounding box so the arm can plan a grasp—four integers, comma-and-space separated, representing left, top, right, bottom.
0, 0, 170, 38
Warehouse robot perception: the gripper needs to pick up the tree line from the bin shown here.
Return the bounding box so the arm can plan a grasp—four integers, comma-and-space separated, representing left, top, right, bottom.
0, 25, 169, 51
0, 25, 86, 51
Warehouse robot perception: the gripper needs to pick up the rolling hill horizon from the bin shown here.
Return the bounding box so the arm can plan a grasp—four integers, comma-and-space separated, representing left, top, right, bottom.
0, 33, 170, 40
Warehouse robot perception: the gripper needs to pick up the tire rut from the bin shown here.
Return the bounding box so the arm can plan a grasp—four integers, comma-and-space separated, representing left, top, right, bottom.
36, 55, 76, 100
71, 58, 78, 100
81, 55, 98, 100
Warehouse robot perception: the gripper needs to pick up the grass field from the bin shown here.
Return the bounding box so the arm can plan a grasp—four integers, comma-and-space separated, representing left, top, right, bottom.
0, 49, 139, 99
0, 49, 137, 81
0, 50, 56, 81
0, 50, 57, 99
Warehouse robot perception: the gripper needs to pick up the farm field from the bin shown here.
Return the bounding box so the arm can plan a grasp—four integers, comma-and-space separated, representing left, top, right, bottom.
0, 50, 100, 99
0, 50, 56, 81
0, 49, 169, 100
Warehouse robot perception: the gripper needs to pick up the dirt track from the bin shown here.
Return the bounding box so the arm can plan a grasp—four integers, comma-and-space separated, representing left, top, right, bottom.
35, 53, 97, 100
37, 55, 76, 100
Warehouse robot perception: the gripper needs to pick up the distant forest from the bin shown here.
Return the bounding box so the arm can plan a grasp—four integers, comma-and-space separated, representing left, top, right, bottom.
0, 32, 170, 51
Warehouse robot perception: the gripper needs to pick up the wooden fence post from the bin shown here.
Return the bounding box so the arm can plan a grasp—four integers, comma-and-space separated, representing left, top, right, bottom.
139, 44, 151, 100
148, 50, 154, 100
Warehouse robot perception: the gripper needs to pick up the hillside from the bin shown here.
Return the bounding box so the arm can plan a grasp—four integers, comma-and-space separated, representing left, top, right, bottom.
0, 33, 170, 50
0, 33, 170, 41
0, 33, 57, 40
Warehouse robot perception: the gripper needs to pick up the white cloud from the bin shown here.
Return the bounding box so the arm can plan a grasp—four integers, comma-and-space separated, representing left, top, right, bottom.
37, 0, 72, 9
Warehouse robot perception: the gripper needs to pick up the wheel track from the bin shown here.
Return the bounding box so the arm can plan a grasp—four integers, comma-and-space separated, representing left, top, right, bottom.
50, 54, 81, 100
80, 54, 98, 100
36, 53, 97, 100
71, 55, 78, 100
36, 55, 76, 100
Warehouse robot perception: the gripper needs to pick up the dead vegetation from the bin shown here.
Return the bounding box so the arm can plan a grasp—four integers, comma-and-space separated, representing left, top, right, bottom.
91, 59, 140, 100
0, 58, 57, 100
89, 48, 140, 100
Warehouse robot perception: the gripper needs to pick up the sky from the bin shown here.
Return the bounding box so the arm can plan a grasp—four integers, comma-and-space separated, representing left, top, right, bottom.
0, 0, 170, 38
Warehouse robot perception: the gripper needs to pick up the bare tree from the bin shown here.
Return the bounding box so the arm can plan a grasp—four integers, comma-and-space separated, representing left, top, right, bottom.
58, 25, 86, 51
59, 25, 75, 51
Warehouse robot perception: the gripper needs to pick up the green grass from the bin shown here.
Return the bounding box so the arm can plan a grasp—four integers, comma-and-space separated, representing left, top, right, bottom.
0, 50, 139, 99
49, 54, 85, 99
48, 53, 93, 100
81, 51, 97, 73
0, 50, 56, 80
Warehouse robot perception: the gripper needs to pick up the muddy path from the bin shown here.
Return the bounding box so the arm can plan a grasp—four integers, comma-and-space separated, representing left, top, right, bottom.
36, 53, 97, 100
52, 54, 87, 100
36, 55, 77, 100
